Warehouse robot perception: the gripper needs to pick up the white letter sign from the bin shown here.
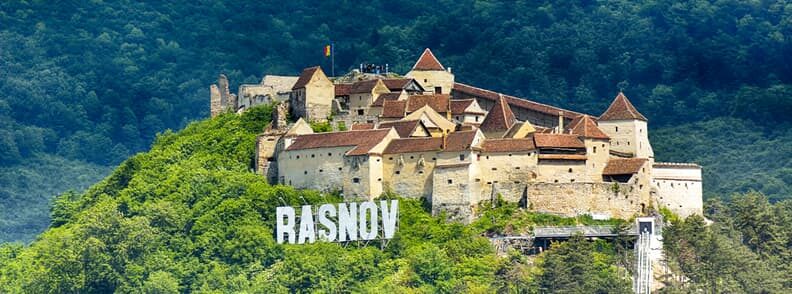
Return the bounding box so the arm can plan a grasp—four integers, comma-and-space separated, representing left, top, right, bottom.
275, 200, 399, 245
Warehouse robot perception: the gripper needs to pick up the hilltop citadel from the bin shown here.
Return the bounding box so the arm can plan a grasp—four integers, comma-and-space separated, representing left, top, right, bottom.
210, 49, 702, 221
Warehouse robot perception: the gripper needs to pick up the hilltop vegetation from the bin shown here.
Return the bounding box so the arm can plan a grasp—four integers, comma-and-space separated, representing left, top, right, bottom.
0, 1, 790, 241
0, 107, 787, 293
0, 108, 635, 293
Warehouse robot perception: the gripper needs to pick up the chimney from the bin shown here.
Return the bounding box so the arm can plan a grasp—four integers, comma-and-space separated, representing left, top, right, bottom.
447, 67, 452, 73
558, 111, 565, 133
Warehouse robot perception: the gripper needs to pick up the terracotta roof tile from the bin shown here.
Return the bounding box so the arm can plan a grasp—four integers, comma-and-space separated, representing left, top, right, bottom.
371, 93, 401, 107
406, 94, 451, 113
603, 158, 648, 175
378, 120, 423, 137
479, 95, 516, 132
534, 133, 585, 148
412, 48, 445, 71
383, 137, 443, 154
350, 79, 382, 94
334, 83, 352, 96
350, 123, 375, 130
599, 92, 647, 121
569, 115, 609, 139
449, 99, 486, 115
453, 83, 582, 119
382, 100, 407, 118
382, 79, 412, 91
292, 66, 320, 90
444, 130, 478, 151
285, 129, 391, 156
538, 154, 587, 161
481, 138, 536, 153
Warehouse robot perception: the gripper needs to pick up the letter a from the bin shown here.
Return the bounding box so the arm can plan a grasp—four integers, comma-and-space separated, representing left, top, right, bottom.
297, 205, 316, 244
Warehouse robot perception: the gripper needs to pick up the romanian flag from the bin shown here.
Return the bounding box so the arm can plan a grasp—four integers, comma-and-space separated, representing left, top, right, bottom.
324, 45, 332, 57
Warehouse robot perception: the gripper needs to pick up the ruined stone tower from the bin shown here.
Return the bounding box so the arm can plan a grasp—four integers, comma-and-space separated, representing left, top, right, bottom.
210, 74, 238, 117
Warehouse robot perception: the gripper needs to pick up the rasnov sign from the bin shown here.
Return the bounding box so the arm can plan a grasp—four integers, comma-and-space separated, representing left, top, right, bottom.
275, 200, 398, 244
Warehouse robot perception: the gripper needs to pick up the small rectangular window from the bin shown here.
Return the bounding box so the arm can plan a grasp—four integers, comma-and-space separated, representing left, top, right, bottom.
447, 179, 453, 184
459, 154, 465, 161
353, 178, 360, 183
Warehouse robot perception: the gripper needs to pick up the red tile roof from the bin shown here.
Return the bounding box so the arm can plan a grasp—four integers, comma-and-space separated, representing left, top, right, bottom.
406, 94, 451, 113
603, 158, 648, 175
382, 79, 412, 91
378, 120, 425, 137
285, 129, 391, 156
371, 93, 401, 107
334, 83, 352, 96
383, 137, 443, 154
569, 115, 609, 139
292, 66, 321, 90
481, 138, 536, 153
350, 79, 383, 94
412, 48, 445, 71
449, 99, 473, 114
538, 154, 587, 161
350, 123, 375, 130
479, 94, 516, 132
382, 100, 407, 118
444, 130, 478, 151
453, 83, 583, 119
534, 133, 585, 148
599, 92, 647, 121
449, 99, 486, 115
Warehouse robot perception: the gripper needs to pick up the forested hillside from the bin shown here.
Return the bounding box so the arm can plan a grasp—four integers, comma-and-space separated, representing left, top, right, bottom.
0, 108, 634, 292
1, 1, 790, 242
0, 106, 787, 292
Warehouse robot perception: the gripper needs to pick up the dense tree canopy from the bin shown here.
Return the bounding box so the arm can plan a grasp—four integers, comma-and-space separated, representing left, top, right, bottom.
0, 106, 635, 292
1, 0, 791, 167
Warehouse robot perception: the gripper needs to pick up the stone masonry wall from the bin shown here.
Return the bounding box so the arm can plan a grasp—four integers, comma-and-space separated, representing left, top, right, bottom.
526, 182, 643, 219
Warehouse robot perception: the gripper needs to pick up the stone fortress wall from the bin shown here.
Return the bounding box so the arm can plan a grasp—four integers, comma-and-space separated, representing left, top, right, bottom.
213, 48, 703, 222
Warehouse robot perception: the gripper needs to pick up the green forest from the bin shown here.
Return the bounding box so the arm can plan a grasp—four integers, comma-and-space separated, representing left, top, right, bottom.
0, 108, 788, 292
1, 0, 791, 243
